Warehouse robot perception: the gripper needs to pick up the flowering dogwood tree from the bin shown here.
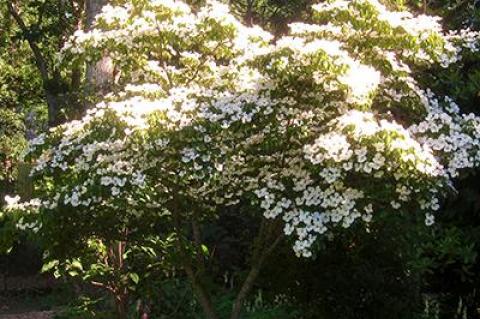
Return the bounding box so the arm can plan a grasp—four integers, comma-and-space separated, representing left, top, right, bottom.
3, 0, 480, 318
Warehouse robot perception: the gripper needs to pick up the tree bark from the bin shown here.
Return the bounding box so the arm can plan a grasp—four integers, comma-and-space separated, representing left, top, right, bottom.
172, 209, 219, 319
245, 0, 254, 26
229, 228, 284, 319
85, 0, 107, 27
230, 260, 262, 319
183, 261, 219, 319
45, 90, 62, 127
7, 1, 63, 126
85, 0, 114, 97
114, 291, 129, 319
108, 240, 129, 319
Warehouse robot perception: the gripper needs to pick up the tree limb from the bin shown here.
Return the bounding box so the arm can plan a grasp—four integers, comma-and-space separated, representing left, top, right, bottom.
230, 221, 284, 319
7, 2, 50, 83
171, 203, 219, 319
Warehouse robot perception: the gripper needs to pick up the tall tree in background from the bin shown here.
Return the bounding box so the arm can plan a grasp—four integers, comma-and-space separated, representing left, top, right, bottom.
2, 0, 116, 127
85, 0, 113, 97
3, 0, 85, 126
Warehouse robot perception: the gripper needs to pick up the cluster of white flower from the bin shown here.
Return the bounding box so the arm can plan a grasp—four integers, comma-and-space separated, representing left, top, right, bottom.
16, 217, 41, 233
252, 110, 446, 257
272, 35, 381, 105
306, 0, 480, 113
315, 0, 444, 36
439, 29, 480, 67
410, 109, 480, 178
3, 196, 42, 233
4, 195, 21, 208
338, 62, 381, 105
7, 0, 480, 259
19, 101, 162, 219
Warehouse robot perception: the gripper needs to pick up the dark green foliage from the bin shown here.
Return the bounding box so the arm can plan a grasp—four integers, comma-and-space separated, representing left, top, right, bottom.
410, 15, 480, 314
228, 0, 315, 35
415, 174, 480, 319
259, 216, 426, 319
0, 109, 26, 185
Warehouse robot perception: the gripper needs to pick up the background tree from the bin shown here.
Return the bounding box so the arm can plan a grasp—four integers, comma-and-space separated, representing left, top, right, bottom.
2, 0, 86, 126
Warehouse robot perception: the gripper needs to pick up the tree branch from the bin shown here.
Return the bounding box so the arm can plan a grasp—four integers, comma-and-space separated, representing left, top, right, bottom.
192, 217, 206, 271
7, 2, 50, 83
230, 221, 284, 319
171, 204, 219, 319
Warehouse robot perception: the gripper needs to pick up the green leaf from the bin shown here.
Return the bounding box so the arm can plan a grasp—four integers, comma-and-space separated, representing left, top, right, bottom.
129, 272, 140, 284
41, 260, 59, 273
71, 260, 83, 271
201, 244, 209, 256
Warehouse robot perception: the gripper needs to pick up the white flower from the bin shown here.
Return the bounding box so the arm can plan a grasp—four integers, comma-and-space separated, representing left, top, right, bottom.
339, 62, 380, 105
101, 176, 113, 186
4, 195, 21, 208
425, 213, 435, 226
71, 193, 80, 207
390, 201, 401, 210
111, 187, 120, 196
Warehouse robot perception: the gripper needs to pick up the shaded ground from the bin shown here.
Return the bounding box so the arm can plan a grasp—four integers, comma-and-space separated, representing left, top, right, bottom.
0, 311, 55, 319
0, 275, 64, 319
0, 275, 56, 292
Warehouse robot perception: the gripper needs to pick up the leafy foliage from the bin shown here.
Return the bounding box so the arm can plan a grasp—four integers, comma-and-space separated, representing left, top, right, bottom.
2, 0, 480, 318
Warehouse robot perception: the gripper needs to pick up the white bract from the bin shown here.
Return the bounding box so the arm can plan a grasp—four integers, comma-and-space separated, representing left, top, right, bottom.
5, 0, 480, 258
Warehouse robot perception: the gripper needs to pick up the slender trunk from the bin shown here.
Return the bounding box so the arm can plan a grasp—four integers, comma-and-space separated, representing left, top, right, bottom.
192, 218, 206, 271
86, 0, 107, 28
7, 2, 63, 126
86, 54, 114, 96
184, 263, 219, 319
230, 230, 284, 319
169, 201, 282, 319
245, 0, 254, 26
172, 209, 218, 319
230, 260, 262, 319
107, 240, 129, 319
71, 67, 82, 93
70, 0, 87, 117
114, 291, 128, 319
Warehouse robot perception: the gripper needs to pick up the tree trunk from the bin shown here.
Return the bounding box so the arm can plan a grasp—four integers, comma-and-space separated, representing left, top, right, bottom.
45, 90, 62, 127
184, 265, 219, 319
171, 209, 219, 319
6, 2, 63, 126
85, 0, 108, 28
114, 291, 129, 319
85, 0, 114, 98
245, 0, 254, 26
230, 261, 262, 319
86, 56, 114, 95
230, 230, 284, 319
108, 240, 129, 319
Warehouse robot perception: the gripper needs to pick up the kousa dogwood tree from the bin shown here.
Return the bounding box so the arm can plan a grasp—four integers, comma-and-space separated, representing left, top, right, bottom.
3, 0, 480, 318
